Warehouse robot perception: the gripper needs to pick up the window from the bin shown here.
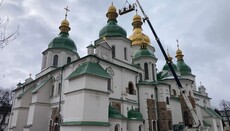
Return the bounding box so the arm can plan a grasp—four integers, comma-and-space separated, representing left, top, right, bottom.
144, 63, 149, 79
139, 125, 142, 131
184, 111, 189, 126
115, 124, 119, 131
53, 55, 58, 66
50, 85, 54, 97
168, 121, 172, 130
67, 57, 71, 64
49, 119, 53, 131
152, 64, 155, 80
57, 83, 61, 94
166, 97, 169, 105
152, 121, 156, 131
128, 81, 135, 95
124, 47, 127, 60
42, 56, 47, 69
112, 45, 115, 58
107, 79, 111, 90
189, 91, 191, 96
173, 89, 176, 96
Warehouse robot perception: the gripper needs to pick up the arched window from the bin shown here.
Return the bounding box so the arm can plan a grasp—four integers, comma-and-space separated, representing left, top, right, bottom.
128, 81, 135, 95
115, 124, 119, 131
168, 121, 172, 130
152, 121, 156, 131
112, 45, 115, 58
50, 85, 54, 97
139, 125, 142, 131
53, 55, 58, 66
107, 79, 111, 90
173, 89, 176, 96
49, 119, 53, 131
54, 117, 59, 131
166, 97, 169, 105
189, 91, 191, 96
57, 83, 61, 94
144, 63, 149, 79
124, 47, 127, 60
42, 56, 47, 69
152, 64, 155, 80
67, 57, 71, 64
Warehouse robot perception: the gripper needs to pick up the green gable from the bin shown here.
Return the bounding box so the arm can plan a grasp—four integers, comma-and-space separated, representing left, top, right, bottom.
67, 62, 110, 80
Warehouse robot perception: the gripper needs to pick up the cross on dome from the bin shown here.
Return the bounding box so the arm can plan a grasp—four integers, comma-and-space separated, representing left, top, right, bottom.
64, 6, 70, 20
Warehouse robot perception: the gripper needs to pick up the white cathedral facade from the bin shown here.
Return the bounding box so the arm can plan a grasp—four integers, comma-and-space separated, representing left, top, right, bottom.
8, 4, 223, 131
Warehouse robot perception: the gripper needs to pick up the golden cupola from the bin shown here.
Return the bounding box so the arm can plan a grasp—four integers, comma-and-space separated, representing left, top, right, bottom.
175, 46, 184, 61
129, 14, 150, 46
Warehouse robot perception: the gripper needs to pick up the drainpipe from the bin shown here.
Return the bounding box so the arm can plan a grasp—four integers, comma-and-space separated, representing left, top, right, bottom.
135, 73, 140, 111
154, 86, 159, 131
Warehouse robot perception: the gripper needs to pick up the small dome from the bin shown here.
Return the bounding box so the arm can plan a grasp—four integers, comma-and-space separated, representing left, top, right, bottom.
133, 14, 141, 23
162, 63, 178, 71
108, 4, 116, 13
99, 4, 126, 38
99, 21, 127, 38
61, 19, 69, 27
127, 108, 143, 120
48, 33, 77, 52
133, 48, 155, 60
177, 60, 192, 75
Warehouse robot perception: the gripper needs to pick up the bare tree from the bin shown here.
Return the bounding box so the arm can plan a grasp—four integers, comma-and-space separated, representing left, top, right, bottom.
220, 100, 230, 126
0, 87, 13, 130
0, 0, 19, 49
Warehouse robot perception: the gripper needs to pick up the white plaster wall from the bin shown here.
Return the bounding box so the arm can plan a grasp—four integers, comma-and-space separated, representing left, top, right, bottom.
61, 126, 109, 131
128, 120, 143, 131
170, 99, 183, 125
83, 91, 109, 122
63, 92, 84, 121
85, 75, 108, 92
68, 77, 86, 92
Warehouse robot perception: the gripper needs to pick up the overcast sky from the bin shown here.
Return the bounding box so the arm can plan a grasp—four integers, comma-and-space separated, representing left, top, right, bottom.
0, 0, 229, 108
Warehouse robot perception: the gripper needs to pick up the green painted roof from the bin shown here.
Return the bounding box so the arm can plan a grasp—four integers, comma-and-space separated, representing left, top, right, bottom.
162, 62, 178, 71
109, 104, 126, 119
48, 32, 77, 52
157, 71, 171, 80
31, 77, 53, 93
67, 62, 110, 80
203, 120, 211, 127
203, 107, 222, 119
127, 108, 143, 121
99, 20, 127, 38
176, 60, 192, 75
133, 48, 155, 60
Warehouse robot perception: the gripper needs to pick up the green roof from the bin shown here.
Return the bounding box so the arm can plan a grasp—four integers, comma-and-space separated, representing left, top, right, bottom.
157, 71, 172, 80
162, 62, 178, 71
31, 77, 53, 93
127, 108, 143, 121
203, 120, 211, 127
176, 60, 192, 75
109, 104, 126, 119
203, 107, 222, 119
99, 19, 127, 38
133, 48, 155, 60
48, 32, 77, 52
67, 62, 110, 80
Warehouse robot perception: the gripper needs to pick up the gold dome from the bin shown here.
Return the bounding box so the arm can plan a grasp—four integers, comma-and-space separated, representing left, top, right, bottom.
175, 48, 184, 60
61, 19, 69, 27
133, 14, 141, 23
108, 4, 116, 13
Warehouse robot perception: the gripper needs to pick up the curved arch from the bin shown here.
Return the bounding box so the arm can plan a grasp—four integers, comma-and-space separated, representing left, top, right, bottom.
67, 57, 71, 64
128, 81, 135, 95
144, 63, 149, 79
173, 89, 177, 96
53, 55, 58, 66
139, 124, 142, 131
114, 124, 120, 131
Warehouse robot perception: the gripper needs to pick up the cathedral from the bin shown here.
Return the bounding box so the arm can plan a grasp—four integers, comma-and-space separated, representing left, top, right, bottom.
8, 4, 223, 131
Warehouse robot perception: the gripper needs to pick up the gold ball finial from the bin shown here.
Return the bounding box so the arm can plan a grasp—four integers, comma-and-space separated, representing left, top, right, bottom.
106, 3, 118, 21
167, 49, 173, 62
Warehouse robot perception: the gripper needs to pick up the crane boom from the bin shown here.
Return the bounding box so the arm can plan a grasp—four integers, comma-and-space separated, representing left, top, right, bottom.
135, 0, 201, 129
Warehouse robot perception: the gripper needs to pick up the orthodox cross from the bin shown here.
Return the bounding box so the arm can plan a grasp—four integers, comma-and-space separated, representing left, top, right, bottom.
176, 38, 179, 49
64, 6, 70, 19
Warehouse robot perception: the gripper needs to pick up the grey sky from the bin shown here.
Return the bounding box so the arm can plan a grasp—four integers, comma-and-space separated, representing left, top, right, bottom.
0, 0, 229, 108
